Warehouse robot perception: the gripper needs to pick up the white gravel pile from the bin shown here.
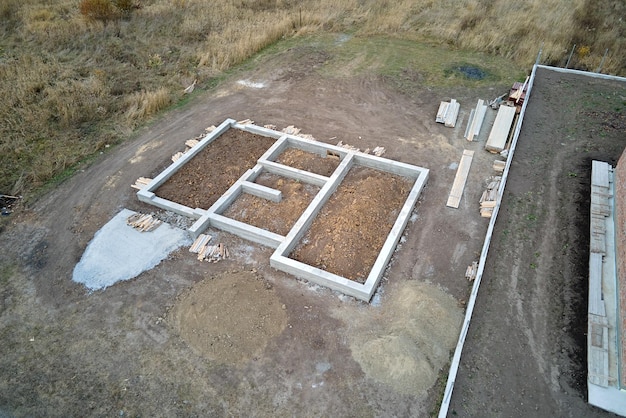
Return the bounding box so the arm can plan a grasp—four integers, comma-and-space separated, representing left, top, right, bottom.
73, 208, 191, 291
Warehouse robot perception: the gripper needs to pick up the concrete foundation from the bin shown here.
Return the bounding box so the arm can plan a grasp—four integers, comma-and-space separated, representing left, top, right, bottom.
138, 119, 429, 302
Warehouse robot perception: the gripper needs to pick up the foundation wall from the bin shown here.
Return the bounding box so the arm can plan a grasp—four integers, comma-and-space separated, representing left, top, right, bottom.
138, 120, 429, 302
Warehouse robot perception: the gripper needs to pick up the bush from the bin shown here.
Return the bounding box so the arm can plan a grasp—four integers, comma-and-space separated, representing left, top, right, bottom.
79, 0, 118, 24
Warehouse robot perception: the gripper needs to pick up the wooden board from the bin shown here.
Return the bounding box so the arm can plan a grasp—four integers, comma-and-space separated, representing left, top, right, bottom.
465, 99, 487, 141
485, 105, 516, 153
446, 150, 474, 208
445, 100, 460, 128
588, 252, 605, 316
591, 160, 610, 188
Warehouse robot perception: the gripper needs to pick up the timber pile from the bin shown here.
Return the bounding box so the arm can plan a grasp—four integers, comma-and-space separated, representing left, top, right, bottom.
189, 234, 230, 262
337, 140, 360, 152
509, 76, 529, 105
335, 141, 385, 156
185, 139, 199, 148
479, 176, 501, 218
205, 125, 216, 132
238, 118, 254, 125
485, 105, 516, 153
465, 261, 478, 281
464, 99, 487, 141
436, 99, 460, 128
171, 151, 185, 162
282, 125, 301, 135
493, 160, 506, 173
131, 177, 152, 190
372, 146, 385, 157
280, 125, 316, 140
126, 213, 162, 232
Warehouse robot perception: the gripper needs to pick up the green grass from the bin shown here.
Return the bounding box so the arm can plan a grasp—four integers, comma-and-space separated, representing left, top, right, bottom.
317, 36, 525, 88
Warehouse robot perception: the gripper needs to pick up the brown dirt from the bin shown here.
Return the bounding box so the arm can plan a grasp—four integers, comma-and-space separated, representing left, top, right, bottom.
290, 166, 413, 282
1, 38, 624, 417
275, 148, 340, 176
155, 129, 276, 209
223, 173, 319, 236
449, 67, 626, 417
170, 270, 287, 364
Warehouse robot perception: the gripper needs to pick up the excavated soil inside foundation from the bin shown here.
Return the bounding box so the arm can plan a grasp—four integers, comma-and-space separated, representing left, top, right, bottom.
290, 166, 413, 283
155, 129, 276, 209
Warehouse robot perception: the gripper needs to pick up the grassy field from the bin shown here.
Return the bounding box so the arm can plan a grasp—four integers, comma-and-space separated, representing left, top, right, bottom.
1, 0, 624, 196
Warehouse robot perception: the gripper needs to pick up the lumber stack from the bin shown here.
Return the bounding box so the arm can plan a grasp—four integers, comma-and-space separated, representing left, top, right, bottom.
189, 234, 230, 262
493, 160, 506, 173
171, 151, 185, 162
335, 141, 386, 156
464, 99, 487, 141
185, 139, 199, 148
237, 118, 254, 125
509, 76, 529, 105
131, 177, 152, 190
479, 176, 501, 218
436, 99, 460, 128
485, 105, 516, 153
465, 261, 478, 281
126, 213, 162, 232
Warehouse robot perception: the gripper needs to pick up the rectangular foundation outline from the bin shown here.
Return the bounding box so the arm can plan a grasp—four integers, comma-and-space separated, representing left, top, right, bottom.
138, 120, 429, 302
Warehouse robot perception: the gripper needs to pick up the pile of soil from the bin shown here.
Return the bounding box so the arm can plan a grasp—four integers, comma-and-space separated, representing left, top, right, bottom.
169, 270, 287, 364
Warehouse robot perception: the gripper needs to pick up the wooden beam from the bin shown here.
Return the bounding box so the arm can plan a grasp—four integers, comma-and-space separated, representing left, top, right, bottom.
486, 105, 516, 153
446, 150, 474, 208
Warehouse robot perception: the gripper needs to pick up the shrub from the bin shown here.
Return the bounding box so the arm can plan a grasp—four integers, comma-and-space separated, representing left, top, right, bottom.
79, 0, 118, 24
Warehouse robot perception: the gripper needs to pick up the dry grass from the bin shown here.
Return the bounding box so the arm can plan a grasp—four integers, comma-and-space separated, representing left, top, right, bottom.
0, 0, 623, 195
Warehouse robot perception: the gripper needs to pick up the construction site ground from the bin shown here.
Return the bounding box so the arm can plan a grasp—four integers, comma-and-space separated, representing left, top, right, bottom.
0, 36, 625, 417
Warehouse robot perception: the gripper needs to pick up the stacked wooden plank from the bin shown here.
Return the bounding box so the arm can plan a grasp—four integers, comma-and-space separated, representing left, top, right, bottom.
446, 150, 474, 208
509, 76, 529, 105
436, 99, 460, 128
485, 105, 516, 153
237, 118, 254, 125
282, 125, 301, 135
171, 151, 185, 162
131, 177, 152, 190
126, 213, 162, 232
189, 234, 212, 253
465, 261, 478, 281
372, 146, 385, 157
189, 234, 230, 262
493, 160, 506, 173
464, 99, 487, 141
479, 176, 501, 218
185, 139, 199, 148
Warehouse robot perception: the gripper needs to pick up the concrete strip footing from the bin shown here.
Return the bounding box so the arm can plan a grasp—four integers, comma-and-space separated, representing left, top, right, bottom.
209, 213, 284, 248
261, 160, 330, 187
241, 181, 282, 202
138, 120, 429, 302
